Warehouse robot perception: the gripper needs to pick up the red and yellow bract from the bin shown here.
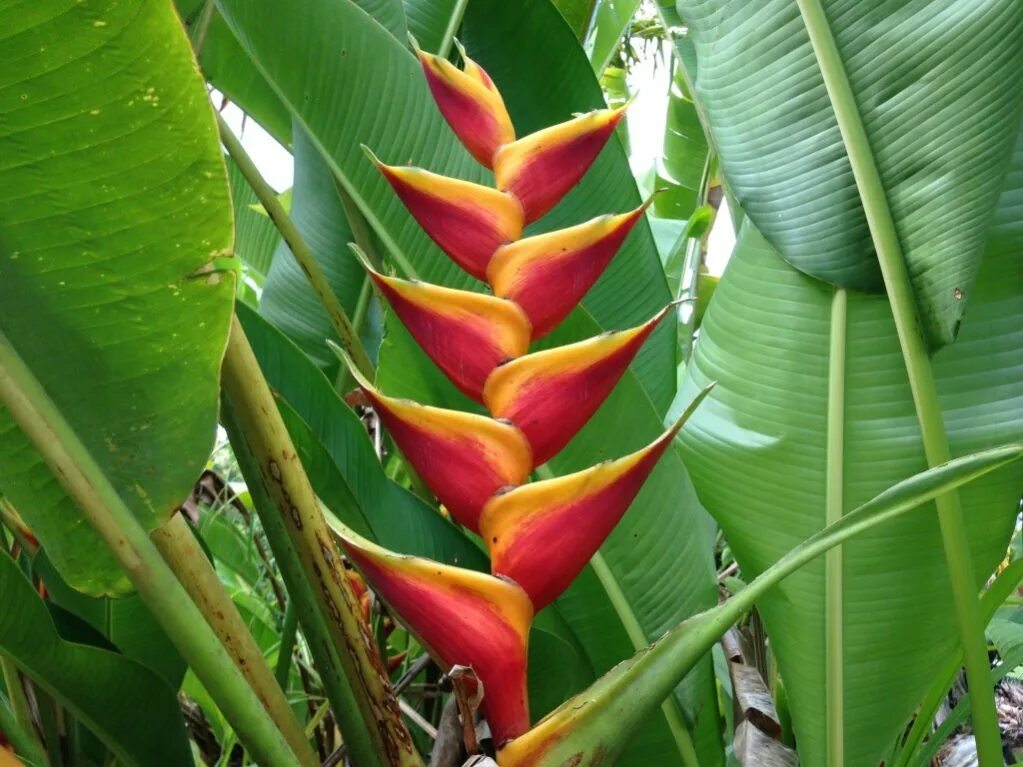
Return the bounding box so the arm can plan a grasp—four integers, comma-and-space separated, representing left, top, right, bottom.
334, 43, 696, 754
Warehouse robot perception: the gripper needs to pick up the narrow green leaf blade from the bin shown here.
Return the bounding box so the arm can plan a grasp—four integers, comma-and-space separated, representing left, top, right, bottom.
506, 442, 1023, 767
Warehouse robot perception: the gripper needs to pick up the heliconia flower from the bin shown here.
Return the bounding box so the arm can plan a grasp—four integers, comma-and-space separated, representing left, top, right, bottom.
480, 421, 681, 609
493, 105, 627, 223
481, 305, 674, 466
487, 199, 652, 340
333, 347, 533, 532
479, 384, 714, 610
413, 38, 516, 168
353, 249, 531, 401
365, 148, 523, 280
338, 530, 533, 745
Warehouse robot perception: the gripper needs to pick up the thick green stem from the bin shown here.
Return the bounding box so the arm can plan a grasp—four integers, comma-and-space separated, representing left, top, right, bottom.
223, 398, 366, 763
0, 658, 48, 767
275, 601, 299, 690
220, 315, 422, 767
351, 278, 373, 343
216, 113, 374, 380
0, 333, 299, 767
794, 2, 1001, 762
825, 288, 847, 766
152, 514, 317, 767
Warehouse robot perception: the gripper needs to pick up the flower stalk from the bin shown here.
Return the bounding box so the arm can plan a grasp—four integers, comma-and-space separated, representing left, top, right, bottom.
152, 513, 317, 767
325, 44, 709, 754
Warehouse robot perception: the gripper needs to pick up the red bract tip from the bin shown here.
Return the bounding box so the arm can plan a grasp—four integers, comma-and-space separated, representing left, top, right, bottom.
493, 106, 627, 223
368, 152, 523, 280
487, 202, 649, 340
416, 45, 515, 168
482, 305, 673, 466
339, 532, 533, 745
480, 417, 686, 610
363, 266, 531, 401
334, 349, 533, 532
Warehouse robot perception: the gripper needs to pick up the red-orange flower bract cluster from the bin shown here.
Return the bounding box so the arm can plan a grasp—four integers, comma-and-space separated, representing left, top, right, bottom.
334, 42, 687, 751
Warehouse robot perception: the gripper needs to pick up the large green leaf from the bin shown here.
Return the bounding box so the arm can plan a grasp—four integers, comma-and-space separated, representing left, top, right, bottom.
677, 0, 1023, 348
675, 126, 1023, 766
350, 0, 408, 39
260, 123, 365, 374
218, 0, 676, 411
185, 0, 410, 144
0, 0, 234, 595
0, 553, 191, 766
551, 0, 597, 40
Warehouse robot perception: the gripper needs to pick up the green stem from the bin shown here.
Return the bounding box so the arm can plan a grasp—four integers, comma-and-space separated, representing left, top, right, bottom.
893, 558, 1023, 767
216, 113, 374, 380
0, 660, 48, 767
675, 151, 715, 363
34, 692, 61, 767
436, 0, 469, 58
0, 332, 300, 767
826, 288, 847, 767
220, 316, 422, 767
152, 514, 317, 767
589, 553, 702, 767
794, 2, 1001, 762
223, 398, 365, 763
275, 601, 299, 690
331, 175, 380, 394
188, 0, 217, 58
351, 277, 373, 342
